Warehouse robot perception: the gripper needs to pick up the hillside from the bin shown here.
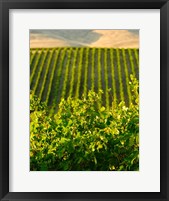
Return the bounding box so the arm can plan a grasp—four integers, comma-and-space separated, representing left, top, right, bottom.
30, 47, 139, 114
30, 30, 139, 48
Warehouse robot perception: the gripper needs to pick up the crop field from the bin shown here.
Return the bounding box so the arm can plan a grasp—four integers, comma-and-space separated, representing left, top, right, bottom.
30, 47, 139, 171
30, 47, 139, 113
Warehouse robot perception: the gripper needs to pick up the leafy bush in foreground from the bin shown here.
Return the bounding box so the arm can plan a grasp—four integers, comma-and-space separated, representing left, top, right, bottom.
30, 75, 139, 171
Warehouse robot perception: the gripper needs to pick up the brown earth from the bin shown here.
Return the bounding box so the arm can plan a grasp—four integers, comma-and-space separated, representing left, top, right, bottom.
30, 30, 139, 48
90, 30, 139, 48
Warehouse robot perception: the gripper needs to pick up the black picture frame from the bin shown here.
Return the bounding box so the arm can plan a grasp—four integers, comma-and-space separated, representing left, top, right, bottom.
0, 0, 169, 200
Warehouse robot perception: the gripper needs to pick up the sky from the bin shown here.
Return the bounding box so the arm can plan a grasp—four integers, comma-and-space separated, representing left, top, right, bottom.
30, 29, 139, 48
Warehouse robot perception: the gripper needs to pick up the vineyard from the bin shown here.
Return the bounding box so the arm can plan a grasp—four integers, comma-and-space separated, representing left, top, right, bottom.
30, 47, 139, 171
30, 47, 139, 113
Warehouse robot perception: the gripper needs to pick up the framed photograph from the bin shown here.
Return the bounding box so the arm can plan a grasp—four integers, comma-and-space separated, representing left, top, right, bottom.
0, 0, 168, 200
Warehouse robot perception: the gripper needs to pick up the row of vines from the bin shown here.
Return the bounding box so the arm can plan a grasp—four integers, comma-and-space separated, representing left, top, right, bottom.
30, 47, 139, 114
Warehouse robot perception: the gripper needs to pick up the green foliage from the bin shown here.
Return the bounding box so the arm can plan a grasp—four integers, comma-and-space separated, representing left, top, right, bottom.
30, 93, 47, 113
30, 76, 139, 171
